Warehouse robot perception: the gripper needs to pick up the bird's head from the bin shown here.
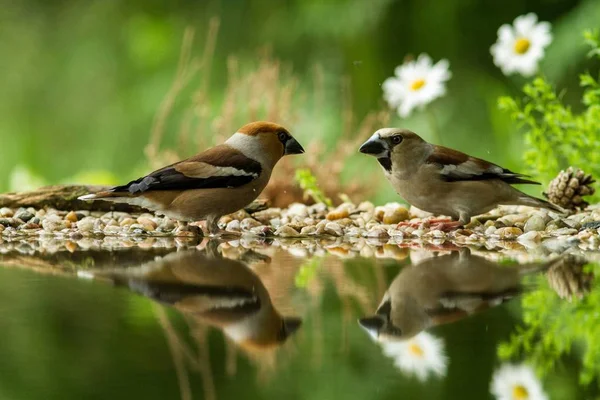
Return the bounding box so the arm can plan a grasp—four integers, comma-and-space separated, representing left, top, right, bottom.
358, 295, 430, 342
226, 121, 304, 168
359, 128, 426, 172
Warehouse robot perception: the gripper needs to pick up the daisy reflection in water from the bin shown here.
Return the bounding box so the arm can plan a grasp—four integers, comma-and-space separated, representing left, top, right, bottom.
380, 332, 448, 382
491, 363, 548, 400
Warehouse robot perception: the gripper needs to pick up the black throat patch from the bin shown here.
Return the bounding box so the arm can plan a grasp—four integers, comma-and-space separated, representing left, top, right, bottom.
377, 157, 392, 172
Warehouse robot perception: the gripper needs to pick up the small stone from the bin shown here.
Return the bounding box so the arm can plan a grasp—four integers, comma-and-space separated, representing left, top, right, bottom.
0, 218, 16, 227
137, 217, 157, 230
430, 230, 446, 238
42, 215, 66, 232
0, 208, 14, 217
518, 231, 541, 243
357, 201, 375, 213
65, 211, 78, 222
240, 218, 262, 230
287, 203, 309, 218
382, 207, 409, 224
365, 228, 389, 239
249, 225, 273, 236
120, 218, 136, 227
300, 226, 317, 235
552, 228, 578, 236
345, 227, 362, 237
495, 227, 523, 240
409, 206, 434, 219
275, 225, 301, 237
77, 217, 95, 232
485, 226, 497, 235
524, 215, 546, 232
324, 222, 343, 236
14, 210, 34, 222
104, 225, 121, 235
326, 204, 351, 221
226, 220, 241, 232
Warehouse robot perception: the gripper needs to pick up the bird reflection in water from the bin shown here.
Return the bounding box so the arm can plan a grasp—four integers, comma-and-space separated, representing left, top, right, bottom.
79, 243, 302, 400
358, 248, 570, 381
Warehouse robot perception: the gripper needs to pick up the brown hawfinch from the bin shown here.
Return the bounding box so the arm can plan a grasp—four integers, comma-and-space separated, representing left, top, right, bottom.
358, 249, 555, 341
359, 128, 563, 230
79, 250, 302, 351
79, 121, 304, 235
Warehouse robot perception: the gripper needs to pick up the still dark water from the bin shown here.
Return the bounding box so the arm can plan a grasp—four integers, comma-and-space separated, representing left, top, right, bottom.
0, 238, 597, 400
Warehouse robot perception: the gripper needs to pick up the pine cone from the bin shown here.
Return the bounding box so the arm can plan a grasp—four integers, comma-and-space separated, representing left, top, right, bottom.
544, 167, 595, 210
546, 255, 593, 301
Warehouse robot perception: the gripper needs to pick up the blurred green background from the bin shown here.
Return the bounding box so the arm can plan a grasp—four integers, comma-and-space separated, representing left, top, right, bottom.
2, 0, 599, 202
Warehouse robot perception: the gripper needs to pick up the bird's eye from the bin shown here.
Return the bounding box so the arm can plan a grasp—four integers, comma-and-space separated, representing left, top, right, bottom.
391, 135, 403, 145
278, 132, 288, 142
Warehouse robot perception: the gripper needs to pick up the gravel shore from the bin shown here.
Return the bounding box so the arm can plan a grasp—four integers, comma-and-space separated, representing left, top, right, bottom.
0, 202, 599, 255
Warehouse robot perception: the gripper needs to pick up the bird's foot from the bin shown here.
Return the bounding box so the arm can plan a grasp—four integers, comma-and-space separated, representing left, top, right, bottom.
396, 218, 453, 230
429, 220, 464, 232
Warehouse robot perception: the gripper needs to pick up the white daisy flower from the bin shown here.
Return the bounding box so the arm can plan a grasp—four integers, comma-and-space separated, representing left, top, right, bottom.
491, 363, 548, 400
381, 332, 448, 381
490, 13, 552, 77
382, 54, 451, 118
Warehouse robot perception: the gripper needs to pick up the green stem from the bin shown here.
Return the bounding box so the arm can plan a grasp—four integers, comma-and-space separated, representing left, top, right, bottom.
426, 107, 443, 145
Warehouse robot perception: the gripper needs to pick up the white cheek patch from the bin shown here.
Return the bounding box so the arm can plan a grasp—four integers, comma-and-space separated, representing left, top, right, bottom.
225, 133, 270, 167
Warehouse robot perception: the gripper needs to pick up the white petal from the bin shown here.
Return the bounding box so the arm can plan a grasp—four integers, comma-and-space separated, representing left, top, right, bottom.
415, 53, 433, 70
429, 59, 451, 82
497, 24, 515, 43
398, 98, 417, 118
514, 13, 538, 36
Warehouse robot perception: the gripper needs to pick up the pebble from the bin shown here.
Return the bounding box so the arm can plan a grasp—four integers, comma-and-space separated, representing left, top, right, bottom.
518, 231, 541, 243
42, 215, 66, 232
15, 210, 34, 222
226, 220, 241, 232
324, 222, 343, 236
120, 218, 136, 227
65, 211, 78, 223
382, 207, 409, 224
524, 215, 546, 232
240, 218, 262, 230
326, 204, 352, 221
495, 227, 523, 240
287, 203, 309, 218
275, 225, 300, 237
0, 207, 14, 217
77, 217, 95, 232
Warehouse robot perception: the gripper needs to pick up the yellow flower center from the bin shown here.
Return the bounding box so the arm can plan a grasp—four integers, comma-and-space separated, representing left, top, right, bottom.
408, 343, 424, 357
514, 38, 531, 55
410, 79, 426, 91
512, 385, 529, 400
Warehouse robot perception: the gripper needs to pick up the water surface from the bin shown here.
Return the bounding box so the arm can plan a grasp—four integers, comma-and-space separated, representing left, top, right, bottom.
0, 238, 597, 400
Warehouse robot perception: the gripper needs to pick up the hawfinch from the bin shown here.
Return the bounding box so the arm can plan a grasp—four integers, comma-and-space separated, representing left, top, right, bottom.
359, 128, 563, 230
80, 249, 303, 351
79, 121, 304, 234
358, 249, 554, 341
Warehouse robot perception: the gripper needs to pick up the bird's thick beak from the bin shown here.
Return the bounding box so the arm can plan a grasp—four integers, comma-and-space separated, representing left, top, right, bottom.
358, 316, 384, 339
283, 317, 303, 336
284, 137, 305, 155
359, 137, 387, 157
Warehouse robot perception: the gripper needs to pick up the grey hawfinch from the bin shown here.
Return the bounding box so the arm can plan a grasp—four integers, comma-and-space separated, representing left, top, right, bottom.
359, 128, 563, 230
81, 250, 302, 351
358, 249, 553, 341
79, 121, 304, 235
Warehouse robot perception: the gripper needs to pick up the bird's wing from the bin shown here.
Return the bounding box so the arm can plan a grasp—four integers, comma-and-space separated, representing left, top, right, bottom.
425, 146, 540, 185
113, 145, 262, 194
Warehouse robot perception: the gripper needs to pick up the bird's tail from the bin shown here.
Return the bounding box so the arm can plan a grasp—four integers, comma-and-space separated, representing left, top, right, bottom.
78, 190, 132, 201
515, 193, 565, 214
